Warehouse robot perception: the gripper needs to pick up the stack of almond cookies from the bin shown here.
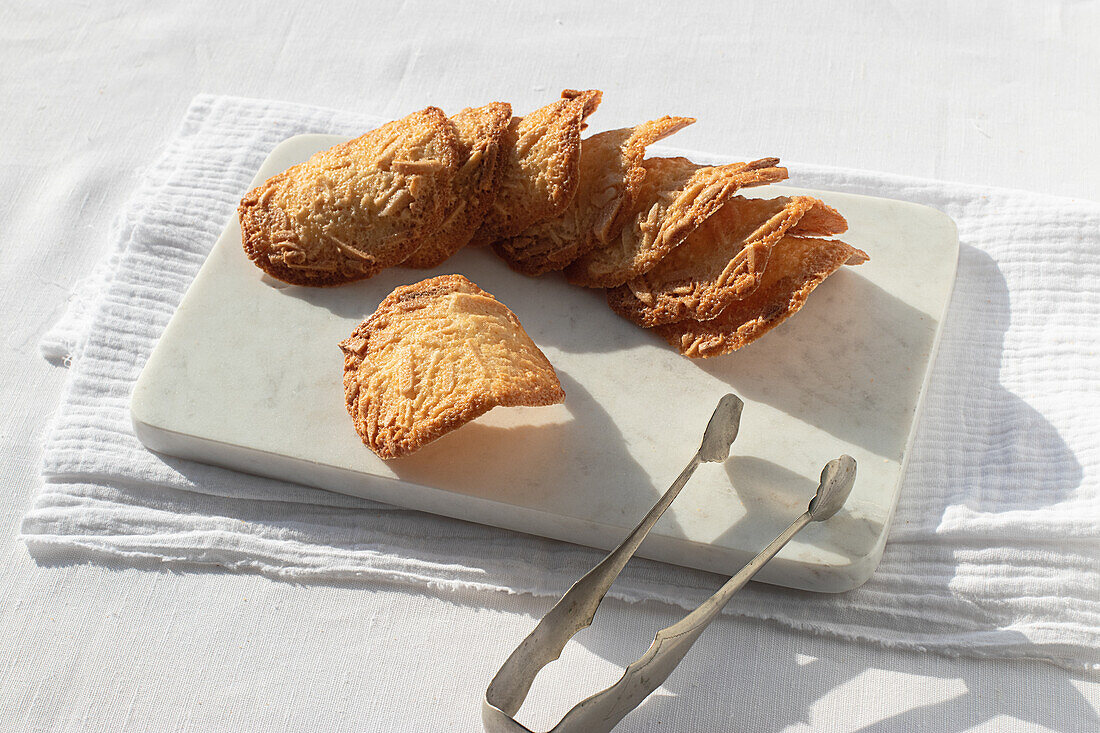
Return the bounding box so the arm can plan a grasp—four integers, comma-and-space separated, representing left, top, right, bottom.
239, 89, 866, 358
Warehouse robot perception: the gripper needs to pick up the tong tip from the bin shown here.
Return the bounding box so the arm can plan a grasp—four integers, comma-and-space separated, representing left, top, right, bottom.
808, 455, 857, 520
698, 394, 744, 463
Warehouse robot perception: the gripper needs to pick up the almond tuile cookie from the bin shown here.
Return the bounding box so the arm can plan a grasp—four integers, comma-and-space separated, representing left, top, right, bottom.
472, 89, 603, 244
402, 102, 513, 268
339, 274, 565, 459
607, 195, 848, 327
239, 107, 459, 286
492, 116, 695, 276
563, 156, 789, 288
654, 236, 869, 358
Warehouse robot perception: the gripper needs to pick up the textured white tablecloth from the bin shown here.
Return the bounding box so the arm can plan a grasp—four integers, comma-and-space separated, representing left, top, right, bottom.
2, 2, 1099, 731
22, 92, 1100, 673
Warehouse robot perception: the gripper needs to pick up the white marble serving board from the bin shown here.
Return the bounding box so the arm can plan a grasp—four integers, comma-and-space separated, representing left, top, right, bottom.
131, 134, 958, 592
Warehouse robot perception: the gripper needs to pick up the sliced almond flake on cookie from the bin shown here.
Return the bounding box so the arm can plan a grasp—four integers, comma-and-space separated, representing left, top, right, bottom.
493, 116, 695, 276
654, 236, 869, 358
563, 156, 788, 288
402, 102, 513, 268
473, 89, 603, 244
239, 107, 459, 286
607, 195, 847, 326
340, 274, 565, 459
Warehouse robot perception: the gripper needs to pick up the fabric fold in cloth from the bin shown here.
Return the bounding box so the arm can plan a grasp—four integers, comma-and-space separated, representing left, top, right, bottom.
24, 95, 1100, 672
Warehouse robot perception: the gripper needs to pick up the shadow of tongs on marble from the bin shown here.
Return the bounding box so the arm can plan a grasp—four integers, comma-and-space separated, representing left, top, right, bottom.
483, 393, 858, 733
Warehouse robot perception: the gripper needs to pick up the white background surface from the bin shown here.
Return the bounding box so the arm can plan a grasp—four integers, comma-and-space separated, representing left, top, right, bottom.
2, 1, 1098, 730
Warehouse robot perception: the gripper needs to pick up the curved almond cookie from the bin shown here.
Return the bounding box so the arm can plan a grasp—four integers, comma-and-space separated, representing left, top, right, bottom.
473, 89, 603, 243
564, 157, 788, 288
654, 236, 869, 358
608, 195, 848, 326
493, 116, 695, 276
340, 274, 565, 459
402, 102, 513, 268
239, 107, 459, 286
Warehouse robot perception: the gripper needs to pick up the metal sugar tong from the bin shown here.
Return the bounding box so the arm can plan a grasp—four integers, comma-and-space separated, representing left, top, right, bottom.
483, 394, 857, 733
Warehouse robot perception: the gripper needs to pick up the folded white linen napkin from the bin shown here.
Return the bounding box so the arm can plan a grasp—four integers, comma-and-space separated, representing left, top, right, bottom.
25, 95, 1100, 672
